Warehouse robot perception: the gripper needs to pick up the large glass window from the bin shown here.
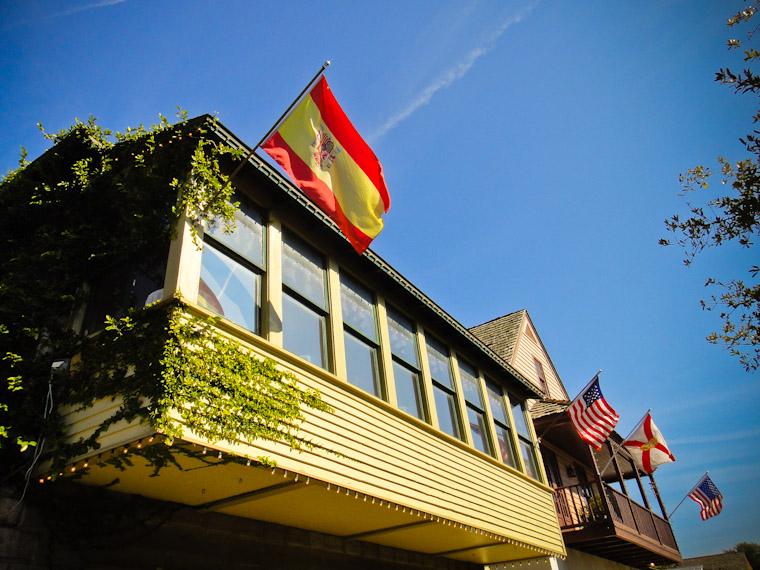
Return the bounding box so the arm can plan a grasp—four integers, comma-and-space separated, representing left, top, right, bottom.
426, 336, 463, 441
282, 231, 329, 369
486, 380, 517, 468
459, 361, 492, 455
341, 274, 382, 398
387, 307, 426, 421
198, 199, 264, 335
510, 397, 540, 479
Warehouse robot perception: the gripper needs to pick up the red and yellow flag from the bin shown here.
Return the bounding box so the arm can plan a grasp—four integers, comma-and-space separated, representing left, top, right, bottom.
262, 76, 390, 254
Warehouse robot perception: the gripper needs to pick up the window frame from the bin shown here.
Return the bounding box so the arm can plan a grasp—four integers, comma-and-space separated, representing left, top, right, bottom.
425, 335, 464, 442
386, 305, 427, 422
280, 229, 331, 370
508, 394, 541, 479
458, 360, 493, 456
198, 197, 266, 336
340, 272, 383, 399
485, 379, 519, 469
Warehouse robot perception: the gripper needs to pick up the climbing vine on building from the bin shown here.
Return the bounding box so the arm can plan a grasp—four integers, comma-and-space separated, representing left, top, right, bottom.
0, 111, 331, 485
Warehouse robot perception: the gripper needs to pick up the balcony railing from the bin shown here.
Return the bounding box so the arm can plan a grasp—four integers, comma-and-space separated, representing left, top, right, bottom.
552, 481, 678, 550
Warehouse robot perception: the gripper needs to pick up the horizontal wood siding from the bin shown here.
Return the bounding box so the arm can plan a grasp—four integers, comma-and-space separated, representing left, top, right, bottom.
169, 313, 565, 554
512, 323, 567, 401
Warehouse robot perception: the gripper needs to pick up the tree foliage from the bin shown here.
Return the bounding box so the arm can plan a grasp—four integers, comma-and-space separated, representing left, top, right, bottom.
725, 542, 760, 570
661, 1, 760, 371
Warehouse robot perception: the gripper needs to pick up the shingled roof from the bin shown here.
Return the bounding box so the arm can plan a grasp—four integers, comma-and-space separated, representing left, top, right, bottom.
679, 552, 753, 570
530, 399, 571, 419
469, 310, 526, 364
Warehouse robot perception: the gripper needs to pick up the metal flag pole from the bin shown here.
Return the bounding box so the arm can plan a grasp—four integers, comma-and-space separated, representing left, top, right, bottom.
668, 471, 708, 519
598, 408, 651, 477
210, 60, 331, 203
537, 370, 601, 440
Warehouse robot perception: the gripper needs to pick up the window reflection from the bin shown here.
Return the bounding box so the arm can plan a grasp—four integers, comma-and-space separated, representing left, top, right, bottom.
341, 274, 381, 398
427, 337, 463, 440
199, 242, 260, 332
282, 231, 329, 370
198, 197, 264, 335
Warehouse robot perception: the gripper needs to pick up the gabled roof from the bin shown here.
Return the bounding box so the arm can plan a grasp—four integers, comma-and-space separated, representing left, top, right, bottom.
470, 309, 569, 400
530, 399, 570, 419
680, 552, 753, 570
469, 310, 526, 364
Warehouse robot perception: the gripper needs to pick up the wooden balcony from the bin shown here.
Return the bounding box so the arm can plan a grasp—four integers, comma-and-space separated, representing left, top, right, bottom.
552, 481, 681, 568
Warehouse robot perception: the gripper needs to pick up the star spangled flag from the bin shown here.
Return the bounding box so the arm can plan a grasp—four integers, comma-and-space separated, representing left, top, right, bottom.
567, 375, 620, 450
622, 412, 675, 474
262, 76, 390, 254
688, 474, 723, 520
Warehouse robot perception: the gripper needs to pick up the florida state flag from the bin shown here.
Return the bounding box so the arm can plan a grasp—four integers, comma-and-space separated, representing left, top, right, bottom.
623, 413, 675, 473
262, 76, 390, 254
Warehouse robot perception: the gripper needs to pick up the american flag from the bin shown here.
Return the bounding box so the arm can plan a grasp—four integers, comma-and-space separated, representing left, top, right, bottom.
688, 474, 723, 520
567, 375, 619, 450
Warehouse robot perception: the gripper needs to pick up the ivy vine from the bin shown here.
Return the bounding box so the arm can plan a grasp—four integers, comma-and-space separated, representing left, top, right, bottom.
0, 111, 331, 487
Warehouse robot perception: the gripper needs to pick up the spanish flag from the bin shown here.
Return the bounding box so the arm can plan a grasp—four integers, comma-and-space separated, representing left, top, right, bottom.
262, 76, 390, 254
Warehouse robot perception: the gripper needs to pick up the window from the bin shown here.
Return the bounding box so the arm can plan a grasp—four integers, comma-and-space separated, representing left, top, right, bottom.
426, 336, 463, 441
459, 361, 491, 455
533, 358, 548, 396
387, 307, 426, 421
84, 257, 168, 335
281, 231, 329, 369
510, 397, 540, 478
486, 380, 517, 468
341, 273, 382, 397
198, 199, 265, 334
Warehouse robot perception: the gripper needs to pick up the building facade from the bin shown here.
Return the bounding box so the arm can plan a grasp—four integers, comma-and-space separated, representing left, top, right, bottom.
0, 116, 566, 568
471, 311, 683, 569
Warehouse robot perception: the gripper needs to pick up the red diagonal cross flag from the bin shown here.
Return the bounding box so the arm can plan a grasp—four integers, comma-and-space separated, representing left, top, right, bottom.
623, 412, 675, 473
262, 76, 390, 254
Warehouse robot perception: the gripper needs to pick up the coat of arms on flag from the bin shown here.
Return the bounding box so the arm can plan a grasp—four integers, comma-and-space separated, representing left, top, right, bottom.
623, 412, 675, 474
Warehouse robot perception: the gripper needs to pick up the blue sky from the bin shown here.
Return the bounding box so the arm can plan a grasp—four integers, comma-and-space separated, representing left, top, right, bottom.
2, 0, 758, 559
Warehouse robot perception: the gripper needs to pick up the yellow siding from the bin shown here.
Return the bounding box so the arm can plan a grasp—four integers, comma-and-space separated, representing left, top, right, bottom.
511, 320, 567, 401
169, 308, 565, 554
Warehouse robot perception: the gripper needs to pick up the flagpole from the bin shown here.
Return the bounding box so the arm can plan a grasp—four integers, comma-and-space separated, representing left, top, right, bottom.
210, 60, 331, 203
598, 408, 651, 477
668, 471, 708, 519
537, 370, 601, 440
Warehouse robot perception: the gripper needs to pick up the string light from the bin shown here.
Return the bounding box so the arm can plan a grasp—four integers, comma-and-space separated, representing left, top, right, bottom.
217, 451, 222, 459
202, 447, 207, 455
246, 459, 251, 466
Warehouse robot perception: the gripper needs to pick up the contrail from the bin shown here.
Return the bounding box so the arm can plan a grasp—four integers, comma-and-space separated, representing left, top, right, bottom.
55, 0, 127, 17
371, 3, 536, 141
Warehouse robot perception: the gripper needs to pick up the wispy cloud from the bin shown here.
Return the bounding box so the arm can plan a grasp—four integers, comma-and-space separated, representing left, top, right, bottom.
371, 2, 537, 141
669, 426, 760, 446
54, 0, 127, 17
